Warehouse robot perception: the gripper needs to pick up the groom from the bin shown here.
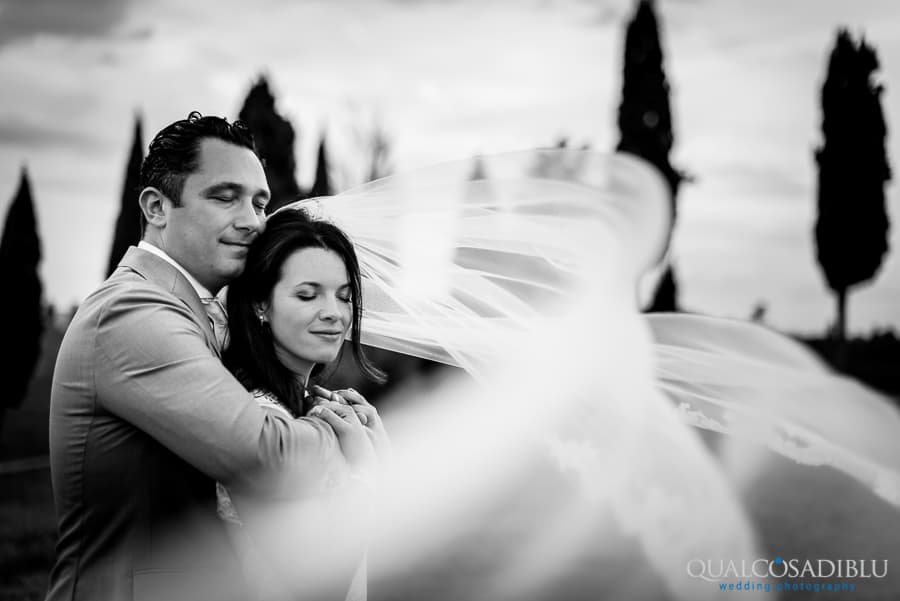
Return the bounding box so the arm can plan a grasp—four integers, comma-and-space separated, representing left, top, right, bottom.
46, 112, 340, 601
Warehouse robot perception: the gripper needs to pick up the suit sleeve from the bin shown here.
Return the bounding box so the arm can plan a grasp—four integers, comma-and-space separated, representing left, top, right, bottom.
93, 284, 339, 491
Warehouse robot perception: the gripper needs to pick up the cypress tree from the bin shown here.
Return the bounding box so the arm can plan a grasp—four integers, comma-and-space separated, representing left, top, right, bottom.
309, 137, 333, 197
470, 155, 487, 181
0, 167, 44, 426
616, 0, 684, 311
815, 29, 891, 340
367, 121, 393, 182
644, 263, 678, 313
106, 114, 144, 276
238, 76, 302, 212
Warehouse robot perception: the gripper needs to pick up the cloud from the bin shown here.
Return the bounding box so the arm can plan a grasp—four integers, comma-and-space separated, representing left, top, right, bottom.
0, 116, 105, 151
0, 0, 133, 49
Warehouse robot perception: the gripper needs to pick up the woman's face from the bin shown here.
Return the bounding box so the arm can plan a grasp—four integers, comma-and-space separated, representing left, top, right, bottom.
262, 246, 352, 377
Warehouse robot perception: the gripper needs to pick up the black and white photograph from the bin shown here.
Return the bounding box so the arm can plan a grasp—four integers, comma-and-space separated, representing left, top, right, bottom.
1, 1, 898, 600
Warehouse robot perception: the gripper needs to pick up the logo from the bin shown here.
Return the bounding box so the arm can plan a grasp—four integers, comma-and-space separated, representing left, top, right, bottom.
686, 556, 889, 594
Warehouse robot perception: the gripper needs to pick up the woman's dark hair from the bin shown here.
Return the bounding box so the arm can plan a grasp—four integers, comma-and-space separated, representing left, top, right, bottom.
224, 208, 385, 417
139, 111, 258, 232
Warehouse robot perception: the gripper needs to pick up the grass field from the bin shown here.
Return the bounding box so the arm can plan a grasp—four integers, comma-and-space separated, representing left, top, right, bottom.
0, 470, 55, 601
0, 321, 60, 601
1, 320, 898, 600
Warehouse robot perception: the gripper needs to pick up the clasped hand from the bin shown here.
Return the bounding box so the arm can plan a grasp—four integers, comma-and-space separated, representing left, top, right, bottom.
307, 385, 391, 482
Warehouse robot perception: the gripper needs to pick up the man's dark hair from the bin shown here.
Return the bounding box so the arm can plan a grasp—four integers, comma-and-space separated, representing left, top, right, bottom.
139, 111, 259, 232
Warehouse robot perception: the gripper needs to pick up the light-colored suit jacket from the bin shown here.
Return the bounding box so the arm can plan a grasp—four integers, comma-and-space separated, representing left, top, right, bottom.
46, 246, 338, 601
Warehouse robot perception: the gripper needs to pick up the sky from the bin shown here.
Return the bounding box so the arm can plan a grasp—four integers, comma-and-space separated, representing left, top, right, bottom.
0, 0, 899, 336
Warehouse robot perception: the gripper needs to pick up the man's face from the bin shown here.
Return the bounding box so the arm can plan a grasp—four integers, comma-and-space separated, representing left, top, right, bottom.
160, 138, 270, 293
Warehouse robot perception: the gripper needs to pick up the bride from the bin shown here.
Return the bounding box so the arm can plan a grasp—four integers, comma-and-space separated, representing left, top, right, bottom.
219, 209, 391, 601
231, 149, 900, 600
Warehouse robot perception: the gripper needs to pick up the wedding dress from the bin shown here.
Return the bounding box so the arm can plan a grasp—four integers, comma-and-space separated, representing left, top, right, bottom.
217, 389, 368, 601
247, 149, 899, 600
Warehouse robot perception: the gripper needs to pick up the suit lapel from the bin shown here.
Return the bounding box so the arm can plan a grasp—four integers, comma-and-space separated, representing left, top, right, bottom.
117, 247, 220, 356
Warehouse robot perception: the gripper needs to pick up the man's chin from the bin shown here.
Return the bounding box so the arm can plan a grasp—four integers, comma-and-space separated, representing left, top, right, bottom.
218, 261, 248, 284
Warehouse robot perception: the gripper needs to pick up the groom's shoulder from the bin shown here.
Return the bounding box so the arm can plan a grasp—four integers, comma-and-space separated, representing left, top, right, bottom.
71, 268, 193, 334
82, 268, 173, 310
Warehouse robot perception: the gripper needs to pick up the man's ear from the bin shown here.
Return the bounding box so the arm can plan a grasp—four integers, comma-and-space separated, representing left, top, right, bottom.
138, 187, 169, 228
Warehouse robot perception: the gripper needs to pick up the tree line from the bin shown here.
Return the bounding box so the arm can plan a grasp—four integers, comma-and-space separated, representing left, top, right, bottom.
0, 0, 892, 431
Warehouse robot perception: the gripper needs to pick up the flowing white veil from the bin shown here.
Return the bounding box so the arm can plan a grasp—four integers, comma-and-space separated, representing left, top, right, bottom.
265, 149, 900, 600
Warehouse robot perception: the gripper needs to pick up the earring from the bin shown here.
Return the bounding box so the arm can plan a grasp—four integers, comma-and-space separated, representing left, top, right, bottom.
257, 313, 267, 324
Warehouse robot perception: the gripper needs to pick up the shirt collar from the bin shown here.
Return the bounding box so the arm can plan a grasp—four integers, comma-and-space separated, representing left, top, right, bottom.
137, 240, 216, 300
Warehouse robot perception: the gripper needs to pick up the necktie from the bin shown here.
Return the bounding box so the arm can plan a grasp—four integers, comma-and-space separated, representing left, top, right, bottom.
201, 297, 230, 352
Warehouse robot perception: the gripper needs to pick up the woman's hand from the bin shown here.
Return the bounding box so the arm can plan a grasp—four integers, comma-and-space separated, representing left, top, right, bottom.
333, 388, 392, 465
311, 385, 392, 467
308, 399, 377, 480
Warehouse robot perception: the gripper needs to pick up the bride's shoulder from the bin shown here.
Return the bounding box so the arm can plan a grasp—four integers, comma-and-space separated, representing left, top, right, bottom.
250, 388, 293, 417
